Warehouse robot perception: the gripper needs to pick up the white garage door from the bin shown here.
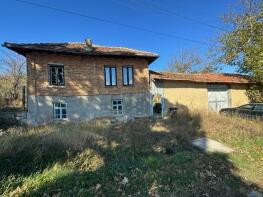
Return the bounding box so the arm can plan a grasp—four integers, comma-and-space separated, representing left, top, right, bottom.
208, 85, 229, 112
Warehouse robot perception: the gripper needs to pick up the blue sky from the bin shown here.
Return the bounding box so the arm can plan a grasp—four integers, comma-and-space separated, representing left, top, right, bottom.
0, 0, 238, 72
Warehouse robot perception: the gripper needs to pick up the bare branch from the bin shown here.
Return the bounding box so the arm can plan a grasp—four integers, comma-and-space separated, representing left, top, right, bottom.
0, 50, 26, 107
167, 49, 220, 73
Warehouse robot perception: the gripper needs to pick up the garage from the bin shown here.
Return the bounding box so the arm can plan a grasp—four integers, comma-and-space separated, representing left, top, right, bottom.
207, 85, 230, 112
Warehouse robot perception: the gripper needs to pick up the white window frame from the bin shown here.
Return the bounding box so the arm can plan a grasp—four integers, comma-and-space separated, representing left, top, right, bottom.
53, 102, 67, 119
112, 99, 123, 115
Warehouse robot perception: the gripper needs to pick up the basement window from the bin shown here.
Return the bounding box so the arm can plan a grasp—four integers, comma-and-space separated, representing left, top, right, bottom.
122, 66, 134, 86
53, 102, 67, 119
112, 99, 123, 115
104, 66, 117, 86
49, 65, 65, 86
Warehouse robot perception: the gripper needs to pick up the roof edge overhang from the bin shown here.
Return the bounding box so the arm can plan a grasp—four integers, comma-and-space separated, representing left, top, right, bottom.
150, 70, 253, 84
2, 42, 159, 64
152, 77, 252, 84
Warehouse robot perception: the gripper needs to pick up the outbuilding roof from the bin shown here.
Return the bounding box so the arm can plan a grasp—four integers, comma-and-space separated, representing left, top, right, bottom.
150, 71, 251, 84
2, 41, 159, 63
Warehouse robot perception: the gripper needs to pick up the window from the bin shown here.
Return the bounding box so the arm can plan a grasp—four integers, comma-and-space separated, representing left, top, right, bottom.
53, 102, 67, 119
49, 65, 64, 86
238, 104, 254, 110
122, 66, 134, 85
112, 99, 123, 115
104, 66, 117, 86
254, 104, 263, 111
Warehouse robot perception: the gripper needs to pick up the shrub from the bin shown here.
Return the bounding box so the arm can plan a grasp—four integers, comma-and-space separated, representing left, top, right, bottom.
0, 117, 21, 131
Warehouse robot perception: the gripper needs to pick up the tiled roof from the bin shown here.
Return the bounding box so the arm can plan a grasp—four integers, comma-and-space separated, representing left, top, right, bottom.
3, 42, 159, 63
150, 71, 251, 84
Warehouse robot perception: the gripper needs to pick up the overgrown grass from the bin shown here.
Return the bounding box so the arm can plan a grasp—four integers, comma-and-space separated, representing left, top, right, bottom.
0, 110, 262, 196
201, 112, 263, 187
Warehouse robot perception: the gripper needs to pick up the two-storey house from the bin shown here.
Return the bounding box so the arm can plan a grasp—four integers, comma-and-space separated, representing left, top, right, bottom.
3, 39, 159, 124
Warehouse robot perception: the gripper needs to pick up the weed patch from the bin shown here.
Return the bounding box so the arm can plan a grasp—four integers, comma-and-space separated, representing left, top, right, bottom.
0, 111, 262, 196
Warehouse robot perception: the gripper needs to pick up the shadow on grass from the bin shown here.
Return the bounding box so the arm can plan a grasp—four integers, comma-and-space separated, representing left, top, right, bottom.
0, 117, 23, 131
0, 104, 262, 196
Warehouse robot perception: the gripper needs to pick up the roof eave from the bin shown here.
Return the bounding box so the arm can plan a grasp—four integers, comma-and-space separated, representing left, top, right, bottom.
152, 77, 251, 84
2, 43, 28, 57
3, 43, 159, 63
148, 55, 159, 64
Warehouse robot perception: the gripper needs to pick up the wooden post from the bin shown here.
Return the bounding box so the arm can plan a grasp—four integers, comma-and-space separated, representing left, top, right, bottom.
22, 86, 26, 110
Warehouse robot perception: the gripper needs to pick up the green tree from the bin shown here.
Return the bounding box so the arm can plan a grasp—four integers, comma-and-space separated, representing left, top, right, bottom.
218, 0, 263, 102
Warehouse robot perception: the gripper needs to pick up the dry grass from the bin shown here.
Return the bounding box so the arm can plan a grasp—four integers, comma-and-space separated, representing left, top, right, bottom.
200, 112, 263, 186
0, 111, 262, 196
201, 112, 263, 140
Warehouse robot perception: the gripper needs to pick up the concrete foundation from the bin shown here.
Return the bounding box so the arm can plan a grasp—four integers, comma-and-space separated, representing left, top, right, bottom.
27, 92, 151, 124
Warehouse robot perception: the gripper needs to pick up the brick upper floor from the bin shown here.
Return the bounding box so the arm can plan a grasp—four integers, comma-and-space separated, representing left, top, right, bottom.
3, 40, 159, 96
26, 52, 151, 96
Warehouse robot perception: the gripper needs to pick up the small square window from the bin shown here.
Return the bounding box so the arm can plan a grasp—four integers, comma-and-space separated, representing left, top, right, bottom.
112, 99, 123, 115
53, 102, 67, 119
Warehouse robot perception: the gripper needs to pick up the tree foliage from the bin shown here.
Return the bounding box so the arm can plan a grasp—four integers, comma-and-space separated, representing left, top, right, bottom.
167, 49, 220, 73
246, 84, 263, 103
0, 51, 26, 107
218, 0, 263, 102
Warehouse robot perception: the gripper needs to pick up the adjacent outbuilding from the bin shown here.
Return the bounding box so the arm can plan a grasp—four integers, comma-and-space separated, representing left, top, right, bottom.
150, 71, 251, 114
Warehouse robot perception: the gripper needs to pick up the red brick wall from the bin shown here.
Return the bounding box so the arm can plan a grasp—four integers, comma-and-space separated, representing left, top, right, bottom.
26, 52, 149, 96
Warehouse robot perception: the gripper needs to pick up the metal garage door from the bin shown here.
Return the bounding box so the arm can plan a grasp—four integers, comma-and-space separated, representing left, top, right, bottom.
208, 85, 229, 112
